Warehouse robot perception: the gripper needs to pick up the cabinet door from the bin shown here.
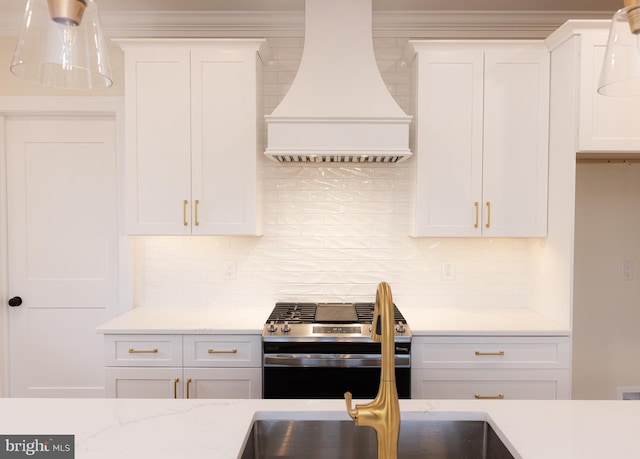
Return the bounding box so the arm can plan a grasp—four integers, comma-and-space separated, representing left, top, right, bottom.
483, 48, 549, 237
411, 50, 484, 237
191, 46, 262, 235
184, 368, 262, 399
124, 46, 192, 234
105, 367, 183, 399
577, 31, 640, 152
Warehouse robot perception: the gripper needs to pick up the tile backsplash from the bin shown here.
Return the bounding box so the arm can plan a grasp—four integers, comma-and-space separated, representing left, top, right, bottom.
135, 35, 535, 310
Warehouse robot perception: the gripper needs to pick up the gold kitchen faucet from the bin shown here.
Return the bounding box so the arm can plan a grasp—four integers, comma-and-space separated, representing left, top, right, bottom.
344, 281, 400, 459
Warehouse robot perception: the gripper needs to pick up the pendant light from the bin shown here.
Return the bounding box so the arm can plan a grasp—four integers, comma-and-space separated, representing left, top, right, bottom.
10, 0, 112, 90
598, 0, 640, 96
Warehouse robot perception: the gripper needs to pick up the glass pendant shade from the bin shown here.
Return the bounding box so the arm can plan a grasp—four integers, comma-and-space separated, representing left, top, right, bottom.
10, 0, 112, 90
598, 3, 640, 96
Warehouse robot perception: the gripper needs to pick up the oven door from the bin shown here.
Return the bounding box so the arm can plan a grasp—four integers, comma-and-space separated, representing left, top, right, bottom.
262, 341, 411, 399
263, 365, 411, 399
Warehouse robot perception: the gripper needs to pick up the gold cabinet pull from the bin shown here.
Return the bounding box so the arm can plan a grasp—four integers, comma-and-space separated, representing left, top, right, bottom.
475, 350, 505, 356
183, 200, 189, 226
173, 378, 180, 399
475, 393, 504, 400
186, 378, 192, 399
485, 201, 491, 228
128, 348, 158, 354
194, 199, 200, 226
473, 201, 479, 228
208, 348, 238, 354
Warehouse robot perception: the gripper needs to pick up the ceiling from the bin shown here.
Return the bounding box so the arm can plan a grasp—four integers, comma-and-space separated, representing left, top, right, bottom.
0, 0, 624, 14
0, 0, 620, 38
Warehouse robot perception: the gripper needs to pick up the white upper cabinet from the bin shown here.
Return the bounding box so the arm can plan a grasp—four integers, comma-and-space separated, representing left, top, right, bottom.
547, 21, 640, 153
408, 41, 549, 237
119, 39, 265, 235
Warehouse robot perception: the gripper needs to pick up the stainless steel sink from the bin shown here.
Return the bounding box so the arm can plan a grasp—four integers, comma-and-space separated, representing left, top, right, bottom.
240, 419, 515, 459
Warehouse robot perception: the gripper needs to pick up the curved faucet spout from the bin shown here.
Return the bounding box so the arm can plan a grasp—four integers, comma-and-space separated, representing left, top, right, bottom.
344, 281, 400, 459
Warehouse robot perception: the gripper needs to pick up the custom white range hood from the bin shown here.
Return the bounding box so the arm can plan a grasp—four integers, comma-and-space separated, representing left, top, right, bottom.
264, 0, 412, 164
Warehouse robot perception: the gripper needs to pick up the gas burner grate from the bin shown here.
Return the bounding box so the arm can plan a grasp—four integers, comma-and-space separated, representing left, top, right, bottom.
355, 303, 406, 324
268, 302, 317, 324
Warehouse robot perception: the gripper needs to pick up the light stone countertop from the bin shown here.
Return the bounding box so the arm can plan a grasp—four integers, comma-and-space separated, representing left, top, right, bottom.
402, 306, 571, 336
0, 397, 637, 458
96, 306, 269, 334
97, 306, 570, 336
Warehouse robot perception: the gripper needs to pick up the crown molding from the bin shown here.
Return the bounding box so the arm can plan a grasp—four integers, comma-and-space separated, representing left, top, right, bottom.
0, 96, 123, 114
0, 10, 612, 39
372, 11, 611, 38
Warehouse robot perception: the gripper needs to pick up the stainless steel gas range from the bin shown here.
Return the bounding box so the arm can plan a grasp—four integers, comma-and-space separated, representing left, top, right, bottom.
261, 302, 412, 399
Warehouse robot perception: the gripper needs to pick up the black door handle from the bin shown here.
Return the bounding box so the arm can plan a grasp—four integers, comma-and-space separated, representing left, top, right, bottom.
8, 297, 22, 307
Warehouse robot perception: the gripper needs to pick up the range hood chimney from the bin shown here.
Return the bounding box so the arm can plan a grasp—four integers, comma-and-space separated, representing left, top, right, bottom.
264, 0, 412, 164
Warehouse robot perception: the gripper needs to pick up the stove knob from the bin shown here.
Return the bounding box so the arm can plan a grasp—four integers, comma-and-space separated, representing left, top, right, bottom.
395, 323, 406, 334
267, 321, 277, 333
282, 322, 291, 333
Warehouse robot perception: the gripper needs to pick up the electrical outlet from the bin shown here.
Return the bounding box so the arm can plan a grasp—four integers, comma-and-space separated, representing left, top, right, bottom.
621, 261, 634, 281
224, 260, 237, 280
441, 263, 455, 281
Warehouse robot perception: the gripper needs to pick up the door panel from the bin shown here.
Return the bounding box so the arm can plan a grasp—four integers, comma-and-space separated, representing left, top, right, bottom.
483, 49, 549, 237
412, 50, 484, 236
191, 47, 260, 235
6, 116, 118, 397
124, 47, 192, 234
11, 308, 107, 396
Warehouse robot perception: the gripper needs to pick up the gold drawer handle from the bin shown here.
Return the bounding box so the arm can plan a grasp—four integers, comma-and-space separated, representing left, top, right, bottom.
475, 393, 504, 400
208, 348, 238, 354
183, 200, 189, 226
485, 201, 491, 228
186, 378, 192, 399
129, 348, 159, 354
173, 378, 180, 399
194, 200, 200, 227
475, 350, 505, 356
473, 201, 479, 228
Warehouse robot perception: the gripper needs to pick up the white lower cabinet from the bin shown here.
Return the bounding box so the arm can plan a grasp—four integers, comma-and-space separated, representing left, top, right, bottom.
411, 336, 571, 400
103, 334, 262, 399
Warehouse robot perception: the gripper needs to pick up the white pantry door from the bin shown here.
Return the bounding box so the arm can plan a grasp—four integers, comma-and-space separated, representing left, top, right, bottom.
6, 116, 118, 397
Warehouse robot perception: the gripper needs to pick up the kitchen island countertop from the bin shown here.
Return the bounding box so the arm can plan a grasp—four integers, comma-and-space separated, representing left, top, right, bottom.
0, 397, 637, 458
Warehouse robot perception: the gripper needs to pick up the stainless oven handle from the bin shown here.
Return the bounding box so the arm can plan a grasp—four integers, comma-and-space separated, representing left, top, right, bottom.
263, 353, 410, 368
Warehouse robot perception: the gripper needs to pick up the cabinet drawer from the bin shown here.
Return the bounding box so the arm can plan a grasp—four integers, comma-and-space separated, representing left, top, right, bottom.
412, 368, 570, 400
413, 336, 570, 369
183, 335, 261, 367
104, 335, 182, 367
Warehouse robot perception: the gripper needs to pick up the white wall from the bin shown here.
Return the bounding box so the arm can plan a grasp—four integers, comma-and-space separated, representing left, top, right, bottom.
573, 162, 640, 399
